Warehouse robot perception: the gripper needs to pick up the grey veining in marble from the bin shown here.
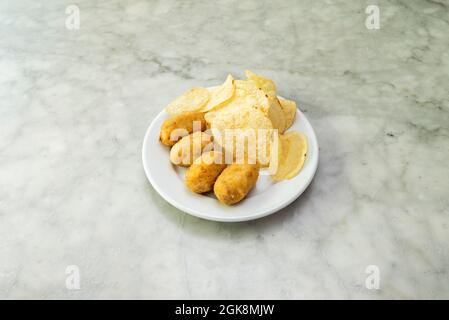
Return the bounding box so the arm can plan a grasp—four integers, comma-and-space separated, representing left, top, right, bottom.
0, 0, 448, 299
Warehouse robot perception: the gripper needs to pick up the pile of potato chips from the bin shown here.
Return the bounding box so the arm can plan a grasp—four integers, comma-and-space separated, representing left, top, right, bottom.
164, 70, 307, 181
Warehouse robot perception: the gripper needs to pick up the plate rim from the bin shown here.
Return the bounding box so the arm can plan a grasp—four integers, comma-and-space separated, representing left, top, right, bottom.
142, 97, 319, 222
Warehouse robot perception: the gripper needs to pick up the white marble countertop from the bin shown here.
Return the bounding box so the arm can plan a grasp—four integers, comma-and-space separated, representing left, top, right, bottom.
1, 0, 448, 299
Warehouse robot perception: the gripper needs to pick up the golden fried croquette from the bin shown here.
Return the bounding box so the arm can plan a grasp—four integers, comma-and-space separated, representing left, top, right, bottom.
169, 132, 213, 166
214, 164, 259, 205
185, 151, 227, 194
159, 112, 206, 147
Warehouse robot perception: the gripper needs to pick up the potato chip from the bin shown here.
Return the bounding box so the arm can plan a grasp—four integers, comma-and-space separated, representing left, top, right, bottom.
232, 80, 270, 113
279, 98, 297, 130
204, 109, 217, 125
267, 97, 286, 133
266, 132, 282, 174
210, 103, 272, 133
283, 132, 307, 179
209, 103, 274, 166
270, 134, 289, 180
271, 131, 307, 181
204, 80, 270, 125
165, 87, 210, 115
204, 97, 239, 125
245, 70, 277, 98
201, 75, 235, 112
242, 72, 286, 132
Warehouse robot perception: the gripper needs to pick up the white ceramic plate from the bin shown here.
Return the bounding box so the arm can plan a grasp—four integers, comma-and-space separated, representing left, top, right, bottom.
142, 93, 319, 222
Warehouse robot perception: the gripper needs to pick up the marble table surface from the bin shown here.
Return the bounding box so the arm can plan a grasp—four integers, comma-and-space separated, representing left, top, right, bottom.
1, 0, 448, 299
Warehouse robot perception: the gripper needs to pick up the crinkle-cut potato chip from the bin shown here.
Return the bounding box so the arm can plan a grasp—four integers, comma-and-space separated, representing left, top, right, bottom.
245, 70, 277, 98
279, 98, 297, 131
165, 87, 210, 115
268, 97, 286, 133
271, 131, 308, 181
201, 74, 235, 112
